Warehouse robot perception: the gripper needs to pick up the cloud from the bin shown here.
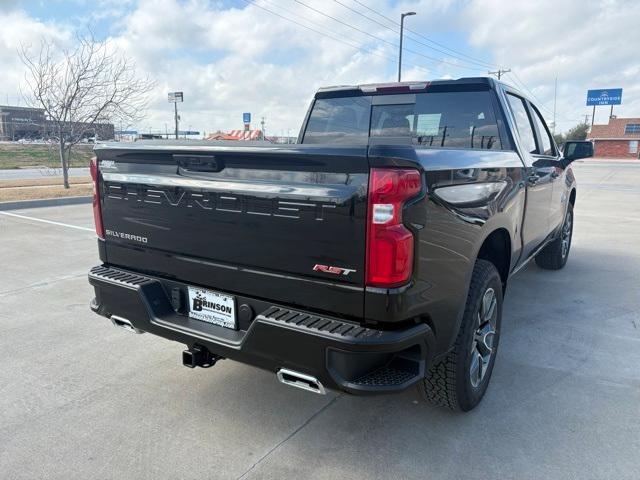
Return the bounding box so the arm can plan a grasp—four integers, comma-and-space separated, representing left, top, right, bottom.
462, 0, 640, 127
0, 8, 73, 105
1, 0, 639, 135
104, 0, 415, 135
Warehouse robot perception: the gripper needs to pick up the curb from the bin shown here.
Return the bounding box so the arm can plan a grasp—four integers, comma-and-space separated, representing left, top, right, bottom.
0, 196, 91, 211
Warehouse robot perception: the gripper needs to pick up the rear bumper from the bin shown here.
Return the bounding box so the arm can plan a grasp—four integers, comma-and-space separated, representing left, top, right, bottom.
88, 265, 435, 395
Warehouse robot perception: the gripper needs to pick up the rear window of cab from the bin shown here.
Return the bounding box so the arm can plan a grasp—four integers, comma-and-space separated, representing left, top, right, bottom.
302, 90, 503, 150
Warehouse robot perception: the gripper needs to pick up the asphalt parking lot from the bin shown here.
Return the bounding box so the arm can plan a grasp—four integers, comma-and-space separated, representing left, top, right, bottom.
1, 161, 639, 480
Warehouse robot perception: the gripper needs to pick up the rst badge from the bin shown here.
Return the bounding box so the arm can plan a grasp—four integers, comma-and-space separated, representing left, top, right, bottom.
313, 264, 356, 276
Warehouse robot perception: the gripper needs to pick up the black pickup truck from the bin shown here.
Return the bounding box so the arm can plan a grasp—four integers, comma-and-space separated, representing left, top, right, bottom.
88, 77, 593, 411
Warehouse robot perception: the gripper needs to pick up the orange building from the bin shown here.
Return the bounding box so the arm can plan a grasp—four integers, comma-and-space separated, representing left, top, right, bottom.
588, 117, 640, 159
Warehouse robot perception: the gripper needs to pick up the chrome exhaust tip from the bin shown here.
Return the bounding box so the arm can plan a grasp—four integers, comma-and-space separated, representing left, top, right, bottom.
110, 315, 144, 334
276, 368, 326, 395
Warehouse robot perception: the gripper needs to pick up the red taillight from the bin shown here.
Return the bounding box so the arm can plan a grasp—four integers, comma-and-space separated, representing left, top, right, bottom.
89, 157, 105, 239
366, 168, 421, 288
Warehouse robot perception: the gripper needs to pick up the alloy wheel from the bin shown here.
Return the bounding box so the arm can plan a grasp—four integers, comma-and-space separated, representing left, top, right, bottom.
561, 210, 573, 259
469, 287, 498, 388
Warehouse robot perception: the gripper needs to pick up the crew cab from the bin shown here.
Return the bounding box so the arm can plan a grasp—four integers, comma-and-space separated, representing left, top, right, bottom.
88, 77, 593, 411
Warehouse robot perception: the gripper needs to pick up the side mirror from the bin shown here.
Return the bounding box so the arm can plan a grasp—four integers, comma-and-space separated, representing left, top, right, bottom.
562, 141, 593, 167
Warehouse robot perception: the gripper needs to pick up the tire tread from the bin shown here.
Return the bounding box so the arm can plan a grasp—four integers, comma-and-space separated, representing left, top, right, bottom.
420, 259, 498, 410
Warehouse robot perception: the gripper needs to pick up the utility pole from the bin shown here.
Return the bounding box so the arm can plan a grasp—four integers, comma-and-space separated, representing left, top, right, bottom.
168, 92, 183, 139
584, 114, 590, 124
487, 68, 511, 80
398, 11, 416, 82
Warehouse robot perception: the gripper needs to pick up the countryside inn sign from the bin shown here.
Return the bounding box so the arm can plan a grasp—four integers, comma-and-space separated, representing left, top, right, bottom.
586, 88, 623, 106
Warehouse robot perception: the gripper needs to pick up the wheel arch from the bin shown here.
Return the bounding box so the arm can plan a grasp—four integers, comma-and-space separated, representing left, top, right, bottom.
476, 227, 512, 289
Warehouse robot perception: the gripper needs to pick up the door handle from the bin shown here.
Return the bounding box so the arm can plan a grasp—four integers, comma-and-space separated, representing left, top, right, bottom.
527, 173, 540, 185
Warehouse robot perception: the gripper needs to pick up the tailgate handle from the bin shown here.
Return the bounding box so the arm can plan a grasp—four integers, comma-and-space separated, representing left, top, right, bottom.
174, 154, 222, 172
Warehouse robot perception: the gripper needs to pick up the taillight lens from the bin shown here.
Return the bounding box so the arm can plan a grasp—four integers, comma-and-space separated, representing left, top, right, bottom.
366, 168, 421, 288
89, 157, 105, 239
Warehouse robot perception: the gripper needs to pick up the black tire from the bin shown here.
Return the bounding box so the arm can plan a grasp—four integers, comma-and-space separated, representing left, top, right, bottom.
419, 259, 503, 411
535, 203, 573, 270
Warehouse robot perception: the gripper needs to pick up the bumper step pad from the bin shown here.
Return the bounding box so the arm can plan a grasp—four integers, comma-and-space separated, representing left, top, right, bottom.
353, 365, 418, 387
261, 306, 381, 340
90, 265, 154, 288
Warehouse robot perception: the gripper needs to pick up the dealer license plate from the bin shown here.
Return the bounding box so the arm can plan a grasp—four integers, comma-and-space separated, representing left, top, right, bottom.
187, 286, 236, 330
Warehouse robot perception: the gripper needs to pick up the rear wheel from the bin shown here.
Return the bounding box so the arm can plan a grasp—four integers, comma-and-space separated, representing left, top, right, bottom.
535, 203, 573, 270
419, 259, 502, 411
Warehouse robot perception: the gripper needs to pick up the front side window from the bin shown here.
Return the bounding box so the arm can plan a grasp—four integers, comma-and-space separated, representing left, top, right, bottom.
531, 106, 555, 156
370, 91, 502, 150
302, 96, 371, 144
506, 94, 537, 154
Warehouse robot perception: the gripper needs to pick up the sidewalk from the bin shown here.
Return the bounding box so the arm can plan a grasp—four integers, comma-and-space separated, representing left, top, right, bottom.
576, 157, 639, 164
0, 167, 89, 180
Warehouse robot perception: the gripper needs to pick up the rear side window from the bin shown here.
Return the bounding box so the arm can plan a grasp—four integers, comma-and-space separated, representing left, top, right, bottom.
506, 94, 537, 154
302, 96, 371, 144
370, 91, 502, 150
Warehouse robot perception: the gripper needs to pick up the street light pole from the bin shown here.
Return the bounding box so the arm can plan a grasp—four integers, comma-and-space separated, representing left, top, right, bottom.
398, 12, 416, 82
174, 102, 179, 139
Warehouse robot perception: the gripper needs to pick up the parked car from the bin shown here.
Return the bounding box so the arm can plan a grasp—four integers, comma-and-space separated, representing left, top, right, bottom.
88, 77, 593, 411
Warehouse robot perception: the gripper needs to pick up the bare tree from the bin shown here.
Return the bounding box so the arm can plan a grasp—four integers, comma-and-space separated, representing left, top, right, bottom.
19, 33, 155, 188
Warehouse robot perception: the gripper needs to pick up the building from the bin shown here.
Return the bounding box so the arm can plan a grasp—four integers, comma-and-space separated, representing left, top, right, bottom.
268, 135, 297, 144
0, 105, 46, 140
588, 117, 640, 159
0, 104, 114, 141
205, 129, 264, 141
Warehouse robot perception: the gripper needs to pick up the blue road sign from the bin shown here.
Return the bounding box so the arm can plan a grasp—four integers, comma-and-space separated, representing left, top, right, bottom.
243, 112, 251, 124
586, 88, 623, 106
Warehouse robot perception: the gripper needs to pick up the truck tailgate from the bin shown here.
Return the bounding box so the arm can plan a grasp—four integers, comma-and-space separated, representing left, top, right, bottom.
96, 143, 369, 319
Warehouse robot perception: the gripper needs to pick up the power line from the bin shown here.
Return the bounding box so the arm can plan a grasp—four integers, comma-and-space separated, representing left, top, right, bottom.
331, 0, 493, 70
349, 0, 498, 69
506, 71, 554, 115
247, 1, 583, 127
243, 0, 431, 74
339, 0, 572, 121
505, 72, 583, 124
291, 0, 486, 72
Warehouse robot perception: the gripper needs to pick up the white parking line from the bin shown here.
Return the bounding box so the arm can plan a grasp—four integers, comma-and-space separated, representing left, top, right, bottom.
0, 211, 94, 232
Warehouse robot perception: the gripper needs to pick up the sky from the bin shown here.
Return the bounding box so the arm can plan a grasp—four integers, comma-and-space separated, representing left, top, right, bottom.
0, 0, 639, 137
